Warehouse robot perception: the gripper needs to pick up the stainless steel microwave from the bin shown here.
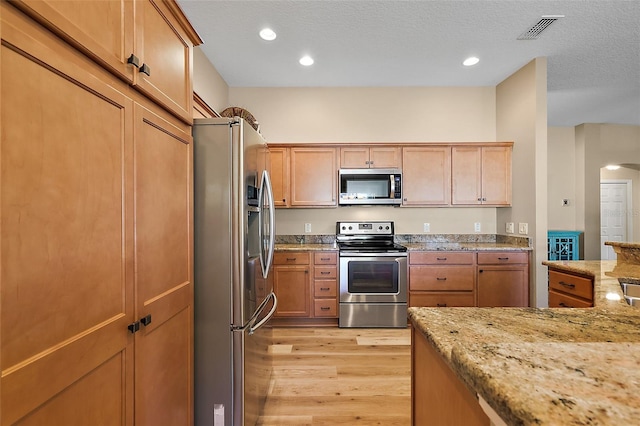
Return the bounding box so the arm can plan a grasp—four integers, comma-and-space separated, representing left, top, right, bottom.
338, 168, 402, 205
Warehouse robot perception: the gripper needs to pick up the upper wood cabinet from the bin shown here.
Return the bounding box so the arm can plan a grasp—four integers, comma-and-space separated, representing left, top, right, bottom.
269, 147, 290, 207
291, 147, 338, 207
402, 146, 451, 206
451, 146, 512, 206
340, 146, 401, 168
11, 0, 200, 123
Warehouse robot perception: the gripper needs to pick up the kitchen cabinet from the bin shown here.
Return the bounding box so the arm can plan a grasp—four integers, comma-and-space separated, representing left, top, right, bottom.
313, 252, 339, 318
412, 326, 489, 426
289, 147, 338, 207
340, 146, 401, 168
548, 269, 594, 308
477, 252, 529, 307
1, 2, 195, 424
409, 252, 475, 307
269, 147, 290, 207
273, 252, 311, 317
402, 146, 451, 206
452, 146, 512, 206
11, 0, 199, 123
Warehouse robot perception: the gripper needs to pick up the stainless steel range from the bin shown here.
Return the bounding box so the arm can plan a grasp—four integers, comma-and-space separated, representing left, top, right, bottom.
336, 221, 407, 328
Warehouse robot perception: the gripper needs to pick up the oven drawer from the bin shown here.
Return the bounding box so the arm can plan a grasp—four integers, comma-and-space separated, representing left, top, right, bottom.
409, 292, 475, 307
315, 266, 337, 279
314, 252, 337, 265
410, 251, 474, 265
274, 252, 310, 265
409, 266, 475, 291
314, 281, 337, 298
314, 299, 338, 317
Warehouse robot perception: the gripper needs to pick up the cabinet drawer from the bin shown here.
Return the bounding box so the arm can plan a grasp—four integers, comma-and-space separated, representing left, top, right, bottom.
410, 252, 474, 265
314, 281, 337, 298
409, 266, 474, 291
314, 266, 337, 279
477, 251, 528, 265
409, 292, 475, 308
274, 252, 310, 265
548, 270, 593, 301
549, 289, 593, 308
314, 252, 337, 265
314, 299, 337, 317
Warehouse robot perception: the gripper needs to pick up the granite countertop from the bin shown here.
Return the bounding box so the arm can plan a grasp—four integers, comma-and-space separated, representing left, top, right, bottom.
409, 260, 640, 425
403, 242, 531, 251
275, 243, 337, 251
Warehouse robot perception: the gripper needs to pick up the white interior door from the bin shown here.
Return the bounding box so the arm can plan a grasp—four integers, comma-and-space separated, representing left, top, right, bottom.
600, 182, 629, 259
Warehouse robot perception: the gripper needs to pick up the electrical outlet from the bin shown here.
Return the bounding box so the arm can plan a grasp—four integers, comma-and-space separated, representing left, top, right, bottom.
423, 223, 430, 232
506, 222, 514, 234
304, 223, 311, 233
474, 222, 481, 233
518, 223, 528, 235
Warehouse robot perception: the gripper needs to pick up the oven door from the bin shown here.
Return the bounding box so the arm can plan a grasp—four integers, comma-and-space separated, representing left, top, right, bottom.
339, 254, 407, 303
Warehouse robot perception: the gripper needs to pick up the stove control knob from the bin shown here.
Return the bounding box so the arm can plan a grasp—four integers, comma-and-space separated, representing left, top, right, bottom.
386, 226, 390, 230
378, 226, 383, 230
348, 226, 353, 230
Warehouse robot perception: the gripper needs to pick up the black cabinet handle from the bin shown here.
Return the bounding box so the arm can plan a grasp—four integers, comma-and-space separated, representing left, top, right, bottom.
436, 303, 447, 307
286, 258, 297, 261
321, 306, 330, 310
320, 287, 330, 291
127, 54, 140, 68
128, 321, 140, 333
498, 257, 509, 261
141, 314, 152, 326
436, 257, 447, 261
436, 277, 447, 281
320, 271, 331, 275
140, 63, 151, 76
559, 281, 576, 289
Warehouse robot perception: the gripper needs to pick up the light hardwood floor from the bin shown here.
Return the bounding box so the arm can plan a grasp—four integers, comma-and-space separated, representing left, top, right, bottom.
258, 327, 411, 425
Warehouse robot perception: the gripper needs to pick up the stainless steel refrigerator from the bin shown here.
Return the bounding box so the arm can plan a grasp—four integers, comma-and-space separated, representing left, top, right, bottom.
193, 117, 277, 426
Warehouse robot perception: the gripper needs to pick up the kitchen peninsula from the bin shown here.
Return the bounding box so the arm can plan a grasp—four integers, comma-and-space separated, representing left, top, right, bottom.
410, 250, 640, 425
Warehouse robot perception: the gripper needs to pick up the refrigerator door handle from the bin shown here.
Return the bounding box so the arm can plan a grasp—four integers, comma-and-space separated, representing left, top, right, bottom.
231, 290, 274, 333
258, 169, 276, 279
249, 292, 277, 335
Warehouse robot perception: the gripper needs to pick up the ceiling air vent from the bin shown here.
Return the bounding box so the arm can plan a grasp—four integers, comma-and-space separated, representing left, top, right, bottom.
517, 15, 564, 40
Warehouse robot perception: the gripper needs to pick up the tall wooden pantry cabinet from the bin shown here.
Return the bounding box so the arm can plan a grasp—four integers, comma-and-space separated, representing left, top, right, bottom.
0, 1, 201, 424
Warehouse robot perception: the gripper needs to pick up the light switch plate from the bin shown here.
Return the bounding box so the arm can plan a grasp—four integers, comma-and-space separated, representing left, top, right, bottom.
423, 223, 430, 232
304, 223, 311, 233
474, 222, 481, 233
506, 222, 514, 234
518, 223, 528, 235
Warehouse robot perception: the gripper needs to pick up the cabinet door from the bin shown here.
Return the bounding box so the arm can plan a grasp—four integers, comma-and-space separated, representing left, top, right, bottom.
269, 147, 290, 207
481, 146, 511, 205
10, 0, 135, 81
451, 146, 482, 205
133, 103, 193, 425
402, 146, 451, 205
340, 146, 370, 168
273, 266, 311, 317
369, 146, 401, 168
1, 9, 134, 424
134, 0, 193, 122
290, 147, 338, 207
477, 265, 529, 307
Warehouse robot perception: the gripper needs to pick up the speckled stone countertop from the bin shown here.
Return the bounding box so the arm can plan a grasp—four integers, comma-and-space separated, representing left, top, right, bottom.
403, 242, 531, 251
275, 243, 337, 251
409, 259, 640, 425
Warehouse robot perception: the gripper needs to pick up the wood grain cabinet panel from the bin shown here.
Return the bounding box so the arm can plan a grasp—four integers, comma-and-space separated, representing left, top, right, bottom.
340, 146, 401, 168
290, 147, 338, 207
548, 269, 594, 307
477, 252, 529, 307
452, 146, 511, 206
1, 8, 134, 424
12, 0, 198, 123
402, 146, 451, 205
269, 147, 290, 207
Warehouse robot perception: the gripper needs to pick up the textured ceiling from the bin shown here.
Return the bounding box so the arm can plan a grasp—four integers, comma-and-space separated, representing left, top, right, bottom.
178, 0, 640, 127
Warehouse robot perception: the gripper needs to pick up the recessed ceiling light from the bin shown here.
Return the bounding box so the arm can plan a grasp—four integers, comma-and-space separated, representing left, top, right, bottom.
463, 57, 480, 66
259, 28, 276, 41
299, 55, 314, 66
605, 165, 621, 170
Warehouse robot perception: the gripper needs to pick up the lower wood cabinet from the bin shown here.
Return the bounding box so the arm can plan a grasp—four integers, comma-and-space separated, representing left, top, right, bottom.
273, 250, 338, 323
410, 250, 530, 308
477, 252, 529, 307
412, 326, 489, 425
548, 269, 594, 308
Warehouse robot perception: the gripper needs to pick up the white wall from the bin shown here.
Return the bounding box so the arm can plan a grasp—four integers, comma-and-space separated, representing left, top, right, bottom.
228, 86, 501, 235
496, 58, 548, 308
548, 126, 577, 230
192, 47, 229, 113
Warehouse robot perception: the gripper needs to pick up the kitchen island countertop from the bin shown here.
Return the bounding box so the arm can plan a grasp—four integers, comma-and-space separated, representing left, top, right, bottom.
410, 260, 640, 425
